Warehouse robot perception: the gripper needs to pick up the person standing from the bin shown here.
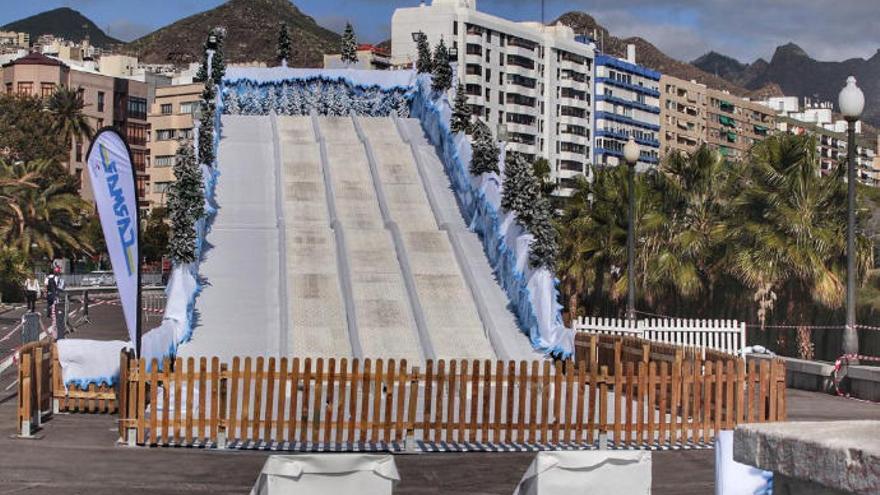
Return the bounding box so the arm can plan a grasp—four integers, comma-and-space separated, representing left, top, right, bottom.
24, 274, 40, 313
45, 268, 60, 317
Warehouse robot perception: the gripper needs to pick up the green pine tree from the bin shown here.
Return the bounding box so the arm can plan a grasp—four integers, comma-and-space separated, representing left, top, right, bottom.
166, 140, 204, 264
277, 22, 291, 66
341, 22, 358, 65
198, 79, 217, 167
469, 119, 500, 176
415, 32, 432, 73
450, 83, 471, 134
210, 29, 226, 83
528, 196, 558, 269
194, 47, 208, 83
501, 152, 540, 227
431, 38, 452, 93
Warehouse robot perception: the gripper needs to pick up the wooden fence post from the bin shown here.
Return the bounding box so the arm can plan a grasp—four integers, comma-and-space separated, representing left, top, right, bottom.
598, 366, 609, 450
126, 355, 138, 446
217, 363, 229, 449
405, 366, 420, 452
17, 351, 34, 437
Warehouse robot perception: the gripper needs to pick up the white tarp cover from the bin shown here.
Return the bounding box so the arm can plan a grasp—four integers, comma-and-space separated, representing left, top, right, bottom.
715, 430, 773, 495
512, 451, 652, 495
84, 129, 140, 345
250, 454, 400, 495
56, 339, 130, 388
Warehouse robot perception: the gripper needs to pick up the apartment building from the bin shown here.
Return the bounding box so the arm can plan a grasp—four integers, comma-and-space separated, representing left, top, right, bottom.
777, 116, 880, 186
659, 75, 707, 156
324, 44, 392, 70
593, 48, 661, 170
391, 0, 596, 195
0, 31, 29, 49
705, 88, 775, 161
759, 96, 861, 134
1, 52, 150, 208
145, 83, 203, 208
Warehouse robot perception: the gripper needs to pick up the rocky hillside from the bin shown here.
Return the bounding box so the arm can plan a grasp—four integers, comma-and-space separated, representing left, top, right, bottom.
693, 43, 880, 128
2, 7, 122, 49
553, 12, 780, 98
126, 0, 341, 67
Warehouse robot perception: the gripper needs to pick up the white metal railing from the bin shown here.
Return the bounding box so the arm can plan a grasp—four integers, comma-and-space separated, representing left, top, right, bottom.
574, 316, 746, 355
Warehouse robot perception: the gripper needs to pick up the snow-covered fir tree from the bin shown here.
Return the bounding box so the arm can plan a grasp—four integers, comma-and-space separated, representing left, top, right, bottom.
277, 22, 291, 66
166, 140, 204, 264
210, 28, 226, 84
527, 196, 558, 270
341, 23, 359, 66
469, 119, 500, 176
501, 151, 540, 227
431, 38, 452, 94
415, 32, 432, 74
287, 83, 303, 115
223, 88, 241, 115
450, 83, 471, 134
198, 78, 217, 166
194, 48, 209, 83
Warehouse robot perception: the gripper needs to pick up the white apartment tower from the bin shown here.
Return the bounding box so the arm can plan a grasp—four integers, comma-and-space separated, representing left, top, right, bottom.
392, 0, 596, 195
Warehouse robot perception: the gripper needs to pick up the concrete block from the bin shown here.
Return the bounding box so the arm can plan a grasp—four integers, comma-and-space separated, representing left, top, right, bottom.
734, 421, 880, 495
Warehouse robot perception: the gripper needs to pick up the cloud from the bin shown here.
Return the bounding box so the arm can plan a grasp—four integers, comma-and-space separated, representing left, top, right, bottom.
474, 0, 879, 63
104, 19, 153, 41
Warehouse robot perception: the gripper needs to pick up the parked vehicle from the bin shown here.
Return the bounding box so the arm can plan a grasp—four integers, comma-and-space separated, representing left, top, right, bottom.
79, 271, 115, 287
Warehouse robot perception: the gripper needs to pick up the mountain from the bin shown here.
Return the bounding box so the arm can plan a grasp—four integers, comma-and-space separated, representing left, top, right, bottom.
692, 43, 880, 128
2, 7, 122, 49
126, 0, 341, 67
554, 12, 759, 98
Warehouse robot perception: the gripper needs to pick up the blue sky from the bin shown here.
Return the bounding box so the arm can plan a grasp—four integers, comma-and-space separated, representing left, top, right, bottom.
2, 0, 877, 63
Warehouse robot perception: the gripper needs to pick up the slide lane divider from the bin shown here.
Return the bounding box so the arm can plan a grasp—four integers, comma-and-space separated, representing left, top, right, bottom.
270, 112, 291, 355
352, 115, 435, 362
311, 113, 364, 359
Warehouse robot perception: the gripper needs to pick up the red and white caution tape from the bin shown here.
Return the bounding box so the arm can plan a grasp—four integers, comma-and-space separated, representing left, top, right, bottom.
832, 353, 880, 402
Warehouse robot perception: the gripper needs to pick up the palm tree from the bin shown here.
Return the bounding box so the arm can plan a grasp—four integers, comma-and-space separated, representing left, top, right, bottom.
47, 86, 92, 171
643, 146, 734, 314
730, 134, 872, 354
0, 159, 92, 260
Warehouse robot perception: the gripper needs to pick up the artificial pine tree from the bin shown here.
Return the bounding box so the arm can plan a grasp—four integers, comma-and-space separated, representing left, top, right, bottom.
210, 38, 225, 83
194, 49, 209, 83
198, 78, 217, 166
277, 22, 291, 66
431, 38, 452, 94
415, 32, 432, 73
341, 23, 358, 66
166, 140, 204, 264
450, 83, 471, 134
469, 119, 500, 176
501, 151, 540, 227
223, 88, 241, 115
527, 197, 558, 270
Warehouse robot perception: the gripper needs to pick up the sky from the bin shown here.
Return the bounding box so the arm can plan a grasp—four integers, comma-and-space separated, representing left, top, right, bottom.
2, 0, 878, 64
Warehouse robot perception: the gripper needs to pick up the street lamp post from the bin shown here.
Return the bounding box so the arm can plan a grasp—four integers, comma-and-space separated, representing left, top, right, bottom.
839, 76, 865, 358
623, 137, 640, 321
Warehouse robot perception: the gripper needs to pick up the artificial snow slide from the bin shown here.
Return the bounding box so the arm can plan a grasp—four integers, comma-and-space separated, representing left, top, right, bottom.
177, 113, 537, 362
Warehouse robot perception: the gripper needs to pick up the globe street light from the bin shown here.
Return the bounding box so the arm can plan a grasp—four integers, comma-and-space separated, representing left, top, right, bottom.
623, 137, 640, 321
839, 76, 865, 358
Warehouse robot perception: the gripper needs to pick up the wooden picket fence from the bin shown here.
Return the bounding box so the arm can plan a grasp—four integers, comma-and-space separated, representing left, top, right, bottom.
17, 339, 119, 436
117, 343, 786, 450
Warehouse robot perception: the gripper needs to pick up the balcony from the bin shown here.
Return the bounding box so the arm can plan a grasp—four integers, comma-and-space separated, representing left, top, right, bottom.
558, 113, 588, 126
505, 84, 538, 99
559, 132, 589, 146
507, 141, 536, 154
506, 121, 538, 135
505, 102, 538, 116
464, 73, 482, 86
558, 96, 587, 109
506, 44, 537, 58
466, 33, 483, 45
558, 150, 586, 162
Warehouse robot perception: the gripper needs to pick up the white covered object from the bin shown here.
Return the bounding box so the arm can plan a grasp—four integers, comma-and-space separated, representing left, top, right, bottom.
513, 451, 651, 495
250, 454, 399, 495
715, 430, 772, 495
56, 339, 130, 388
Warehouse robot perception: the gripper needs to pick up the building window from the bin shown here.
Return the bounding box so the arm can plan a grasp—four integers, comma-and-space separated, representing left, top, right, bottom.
97, 91, 105, 112
453, 21, 458, 36
127, 123, 148, 146
40, 83, 55, 98
154, 155, 175, 168
5, 83, 11, 94
506, 54, 534, 70
127, 97, 147, 120
179, 101, 199, 115
506, 112, 536, 126
156, 129, 176, 141
465, 84, 482, 96
131, 149, 147, 172
97, 118, 104, 129
465, 64, 482, 76
160, 103, 172, 115
75, 141, 83, 162
485, 68, 491, 83
16, 81, 33, 96
153, 181, 172, 194
466, 43, 482, 56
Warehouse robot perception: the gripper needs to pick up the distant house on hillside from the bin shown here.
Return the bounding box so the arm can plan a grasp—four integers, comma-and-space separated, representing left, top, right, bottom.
323, 44, 391, 70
